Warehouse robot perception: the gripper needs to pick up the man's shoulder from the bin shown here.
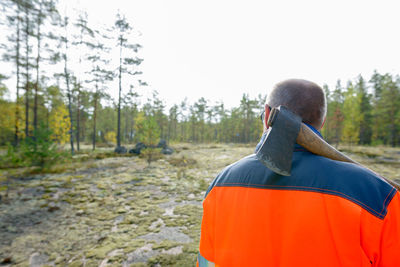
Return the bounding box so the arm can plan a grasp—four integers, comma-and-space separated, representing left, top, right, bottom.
294, 152, 397, 219
205, 151, 397, 219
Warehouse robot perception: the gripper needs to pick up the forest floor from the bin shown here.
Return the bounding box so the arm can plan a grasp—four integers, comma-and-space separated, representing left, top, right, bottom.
1, 143, 400, 267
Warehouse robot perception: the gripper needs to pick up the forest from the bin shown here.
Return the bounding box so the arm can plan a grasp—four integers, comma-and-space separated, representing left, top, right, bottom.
1, 0, 400, 155
1, 0, 400, 266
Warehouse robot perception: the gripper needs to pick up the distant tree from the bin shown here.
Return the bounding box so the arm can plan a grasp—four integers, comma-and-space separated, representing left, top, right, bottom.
49, 104, 70, 144
60, 15, 75, 154
113, 13, 143, 148
72, 11, 95, 151
136, 116, 161, 166
32, 0, 58, 133
122, 86, 140, 144
85, 30, 114, 150
21, 0, 35, 137
2, 0, 23, 145
369, 72, 400, 146
168, 104, 179, 143
194, 97, 207, 142
0, 85, 15, 145
239, 94, 258, 143
341, 81, 361, 145
330, 80, 344, 147
355, 75, 372, 144
178, 98, 188, 141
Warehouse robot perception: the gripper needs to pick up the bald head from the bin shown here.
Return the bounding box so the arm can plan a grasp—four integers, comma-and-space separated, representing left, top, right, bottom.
267, 79, 326, 129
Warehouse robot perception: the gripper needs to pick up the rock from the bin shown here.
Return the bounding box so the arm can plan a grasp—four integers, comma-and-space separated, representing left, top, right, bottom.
76, 210, 85, 216
129, 142, 147, 154
29, 253, 48, 267
161, 147, 174, 155
162, 246, 183, 255
124, 244, 156, 264
157, 139, 167, 149
138, 227, 192, 243
114, 146, 127, 154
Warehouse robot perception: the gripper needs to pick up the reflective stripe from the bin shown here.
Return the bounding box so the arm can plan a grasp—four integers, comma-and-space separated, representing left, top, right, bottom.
198, 253, 215, 267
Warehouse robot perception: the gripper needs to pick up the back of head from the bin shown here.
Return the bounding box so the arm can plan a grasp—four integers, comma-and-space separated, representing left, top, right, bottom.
267, 79, 326, 129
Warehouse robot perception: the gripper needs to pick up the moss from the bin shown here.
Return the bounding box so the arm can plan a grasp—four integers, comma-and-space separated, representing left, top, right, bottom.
84, 260, 100, 267
122, 239, 147, 253
41, 193, 51, 199
86, 244, 116, 259
68, 260, 83, 267
147, 253, 197, 267
152, 240, 180, 250
48, 252, 58, 261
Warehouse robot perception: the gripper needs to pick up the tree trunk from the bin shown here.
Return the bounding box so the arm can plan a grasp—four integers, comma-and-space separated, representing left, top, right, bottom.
117, 39, 122, 148
92, 84, 98, 151
63, 19, 74, 155
24, 5, 30, 137
76, 85, 80, 151
14, 3, 21, 145
125, 108, 129, 143
34, 1, 42, 133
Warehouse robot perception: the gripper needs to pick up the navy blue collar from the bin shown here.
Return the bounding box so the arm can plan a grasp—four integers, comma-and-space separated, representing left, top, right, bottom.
255, 123, 323, 153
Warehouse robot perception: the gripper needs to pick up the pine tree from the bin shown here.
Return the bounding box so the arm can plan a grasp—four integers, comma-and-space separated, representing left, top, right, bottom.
60, 15, 75, 154
355, 75, 372, 144
113, 13, 143, 149
330, 80, 344, 146
341, 81, 361, 145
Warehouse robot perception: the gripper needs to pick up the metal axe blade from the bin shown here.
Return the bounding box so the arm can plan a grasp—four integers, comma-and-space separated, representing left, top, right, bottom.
256, 106, 302, 176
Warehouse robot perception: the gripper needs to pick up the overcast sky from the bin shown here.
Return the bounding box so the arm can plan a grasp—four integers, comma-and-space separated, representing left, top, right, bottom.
3, 0, 400, 109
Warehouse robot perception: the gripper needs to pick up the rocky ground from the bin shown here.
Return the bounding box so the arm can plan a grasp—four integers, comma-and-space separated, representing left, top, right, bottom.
0, 143, 399, 267
0, 144, 252, 266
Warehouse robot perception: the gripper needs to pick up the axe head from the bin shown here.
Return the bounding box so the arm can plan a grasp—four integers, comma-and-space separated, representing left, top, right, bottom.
256, 106, 302, 176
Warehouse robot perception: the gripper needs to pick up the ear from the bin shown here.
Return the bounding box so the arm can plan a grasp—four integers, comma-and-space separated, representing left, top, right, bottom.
264, 104, 271, 130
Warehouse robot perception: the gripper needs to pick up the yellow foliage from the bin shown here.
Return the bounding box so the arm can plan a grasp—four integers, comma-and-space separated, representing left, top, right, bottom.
0, 102, 15, 140
49, 105, 71, 144
105, 131, 116, 144
133, 112, 146, 133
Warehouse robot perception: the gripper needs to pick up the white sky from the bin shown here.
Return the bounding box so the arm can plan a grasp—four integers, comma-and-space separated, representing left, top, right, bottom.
3, 0, 400, 109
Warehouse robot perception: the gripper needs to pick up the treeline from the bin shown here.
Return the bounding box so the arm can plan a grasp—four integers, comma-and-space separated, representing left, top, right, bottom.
2, 70, 400, 149
322, 72, 400, 147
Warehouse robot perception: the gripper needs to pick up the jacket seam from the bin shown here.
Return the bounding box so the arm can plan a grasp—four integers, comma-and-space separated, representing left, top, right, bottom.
214, 182, 392, 219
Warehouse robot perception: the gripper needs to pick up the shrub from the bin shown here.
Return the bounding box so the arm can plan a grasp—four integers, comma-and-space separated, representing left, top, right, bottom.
20, 125, 64, 169
0, 124, 65, 170
140, 148, 163, 166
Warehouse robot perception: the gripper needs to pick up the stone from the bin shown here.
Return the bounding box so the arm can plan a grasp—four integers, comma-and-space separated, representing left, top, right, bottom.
157, 139, 167, 149
161, 147, 174, 155
29, 253, 48, 267
114, 146, 127, 154
129, 143, 147, 155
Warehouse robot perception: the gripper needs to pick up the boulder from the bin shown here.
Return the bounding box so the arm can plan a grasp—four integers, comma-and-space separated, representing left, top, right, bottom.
114, 146, 127, 154
161, 147, 174, 155
157, 139, 167, 149
129, 142, 147, 154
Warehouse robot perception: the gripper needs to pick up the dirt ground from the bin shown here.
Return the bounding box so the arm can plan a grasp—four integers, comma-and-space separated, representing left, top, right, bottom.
0, 143, 399, 266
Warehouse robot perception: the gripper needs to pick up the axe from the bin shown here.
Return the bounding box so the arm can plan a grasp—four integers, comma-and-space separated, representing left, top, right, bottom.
256, 105, 400, 191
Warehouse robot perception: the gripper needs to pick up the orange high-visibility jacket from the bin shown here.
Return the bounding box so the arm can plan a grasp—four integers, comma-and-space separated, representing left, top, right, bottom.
198, 128, 400, 267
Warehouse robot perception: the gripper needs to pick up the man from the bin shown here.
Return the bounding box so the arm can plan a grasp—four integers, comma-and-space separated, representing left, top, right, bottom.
198, 79, 400, 266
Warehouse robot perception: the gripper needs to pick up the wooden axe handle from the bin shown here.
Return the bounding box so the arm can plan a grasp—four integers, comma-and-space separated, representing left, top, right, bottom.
297, 123, 400, 191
